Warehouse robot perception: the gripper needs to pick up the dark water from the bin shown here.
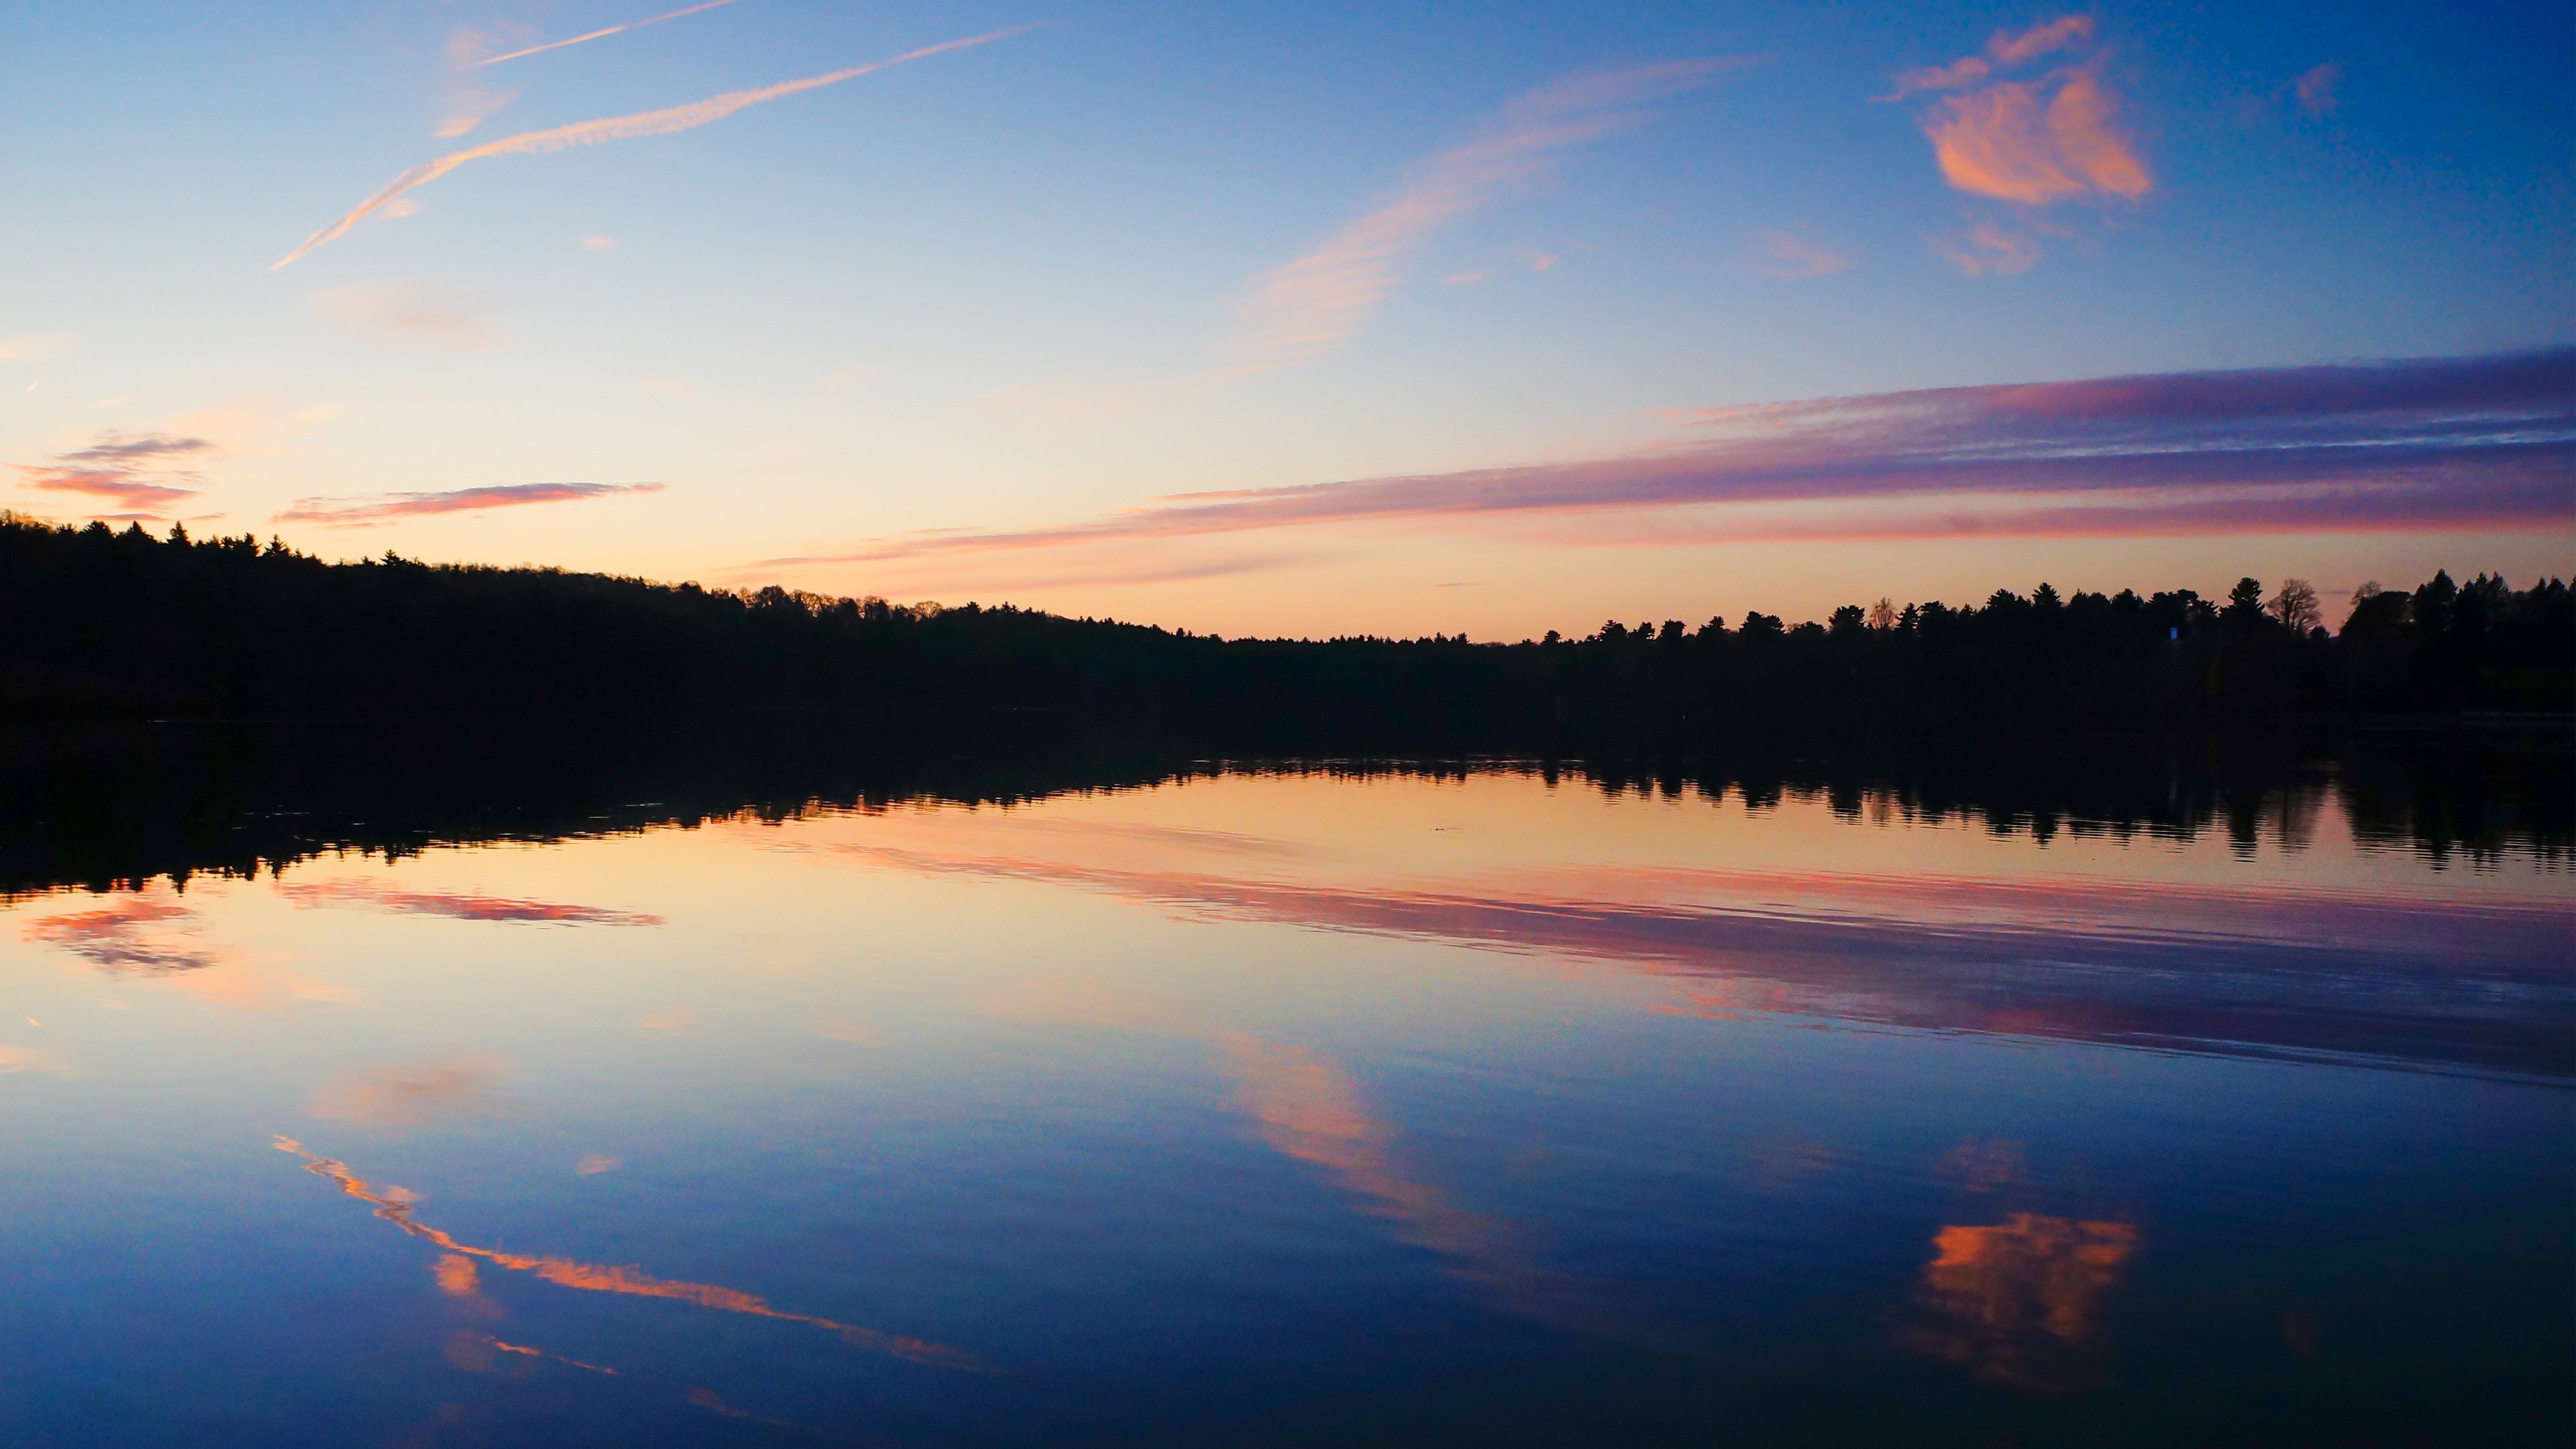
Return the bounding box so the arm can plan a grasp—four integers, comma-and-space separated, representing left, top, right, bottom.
1, 723, 2568, 1446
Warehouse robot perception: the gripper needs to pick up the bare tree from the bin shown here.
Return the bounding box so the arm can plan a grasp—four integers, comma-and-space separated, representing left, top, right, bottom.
2269, 578, 2321, 633
1868, 596, 1898, 631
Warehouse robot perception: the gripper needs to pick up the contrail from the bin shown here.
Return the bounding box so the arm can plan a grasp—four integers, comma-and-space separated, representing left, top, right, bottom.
467, 0, 745, 68
273, 27, 1028, 271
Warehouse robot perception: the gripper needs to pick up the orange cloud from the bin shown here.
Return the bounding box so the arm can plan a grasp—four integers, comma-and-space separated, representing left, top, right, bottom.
274, 1136, 981, 1368
1884, 16, 2145, 224
1922, 69, 2149, 204
1898, 1214, 2138, 1391
433, 1253, 482, 1296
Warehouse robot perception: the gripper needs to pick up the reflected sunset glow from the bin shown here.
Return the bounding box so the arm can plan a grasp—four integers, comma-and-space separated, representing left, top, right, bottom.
1900, 1214, 2141, 1392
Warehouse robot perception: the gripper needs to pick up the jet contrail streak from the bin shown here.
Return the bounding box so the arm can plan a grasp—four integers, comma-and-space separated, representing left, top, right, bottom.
274, 26, 1028, 271
468, 0, 745, 68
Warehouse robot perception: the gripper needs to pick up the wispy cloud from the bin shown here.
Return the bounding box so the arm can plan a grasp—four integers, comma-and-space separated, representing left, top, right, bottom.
464, 0, 748, 68
274, 481, 663, 527
0, 331, 74, 362
1989, 15, 2097, 67
272, 27, 1029, 270
433, 88, 519, 140
309, 1055, 507, 1129
1877, 16, 2094, 102
1883, 17, 2148, 214
312, 279, 506, 352
11, 431, 213, 515
753, 349, 2575, 568
278, 878, 662, 925
1931, 220, 2039, 276
2294, 62, 2343, 116
1750, 231, 1851, 279
1232, 59, 1751, 373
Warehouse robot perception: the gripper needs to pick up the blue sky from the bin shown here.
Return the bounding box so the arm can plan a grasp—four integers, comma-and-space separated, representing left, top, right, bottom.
2, 1, 2567, 635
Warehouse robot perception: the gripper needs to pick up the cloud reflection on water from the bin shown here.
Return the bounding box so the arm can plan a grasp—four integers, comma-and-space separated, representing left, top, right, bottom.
977, 975, 1709, 1350
277, 879, 662, 925
1214, 1031, 1693, 1346
272, 1136, 982, 1371
23, 896, 224, 975
1898, 1214, 2139, 1393
308, 1055, 506, 1130
18, 889, 358, 1009
829, 828, 2573, 1079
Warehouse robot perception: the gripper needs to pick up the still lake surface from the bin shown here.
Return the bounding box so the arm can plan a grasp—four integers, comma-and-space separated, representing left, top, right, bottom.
3, 742, 2569, 1445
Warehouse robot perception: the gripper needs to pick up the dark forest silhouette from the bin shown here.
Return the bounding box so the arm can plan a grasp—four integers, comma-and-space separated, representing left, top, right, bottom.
2, 513, 2567, 745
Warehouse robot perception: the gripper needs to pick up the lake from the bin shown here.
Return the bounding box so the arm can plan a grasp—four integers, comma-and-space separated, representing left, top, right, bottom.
2, 729, 2568, 1445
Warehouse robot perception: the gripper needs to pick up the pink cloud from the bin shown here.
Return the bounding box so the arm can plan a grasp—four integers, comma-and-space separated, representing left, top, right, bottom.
11, 431, 211, 516
22, 896, 220, 974
278, 879, 662, 925
749, 349, 2574, 566
274, 481, 662, 527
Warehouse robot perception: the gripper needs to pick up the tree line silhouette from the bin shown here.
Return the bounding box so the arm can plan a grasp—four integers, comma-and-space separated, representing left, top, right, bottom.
2, 513, 2566, 745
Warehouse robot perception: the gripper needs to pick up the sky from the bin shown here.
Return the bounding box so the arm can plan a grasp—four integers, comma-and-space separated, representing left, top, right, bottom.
2, 0, 2569, 639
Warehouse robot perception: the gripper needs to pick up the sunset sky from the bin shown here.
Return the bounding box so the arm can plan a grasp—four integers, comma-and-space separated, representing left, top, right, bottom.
3, 0, 2568, 637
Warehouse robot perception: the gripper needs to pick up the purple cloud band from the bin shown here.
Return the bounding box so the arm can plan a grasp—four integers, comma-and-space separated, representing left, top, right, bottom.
762, 349, 2574, 568
11, 431, 214, 515
276, 481, 663, 526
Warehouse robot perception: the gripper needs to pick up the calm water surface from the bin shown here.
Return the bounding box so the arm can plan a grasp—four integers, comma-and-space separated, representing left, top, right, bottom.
3, 760, 2569, 1445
